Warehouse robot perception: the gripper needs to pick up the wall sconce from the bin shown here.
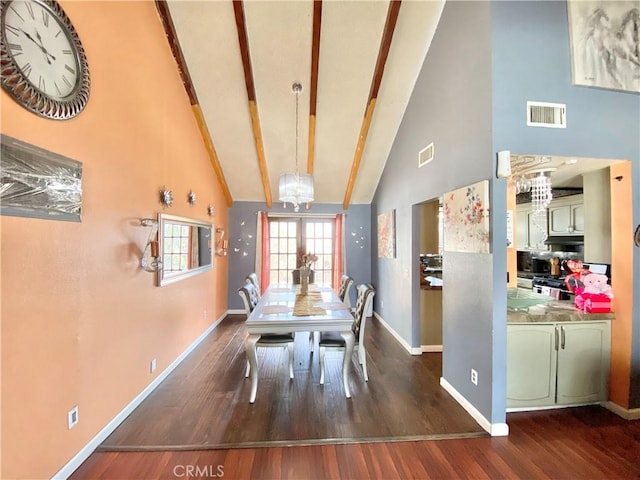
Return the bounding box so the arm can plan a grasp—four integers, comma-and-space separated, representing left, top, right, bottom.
215, 227, 228, 256
140, 218, 162, 272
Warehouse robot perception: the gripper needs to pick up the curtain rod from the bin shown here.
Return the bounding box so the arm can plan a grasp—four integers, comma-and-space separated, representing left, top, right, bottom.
264, 212, 344, 219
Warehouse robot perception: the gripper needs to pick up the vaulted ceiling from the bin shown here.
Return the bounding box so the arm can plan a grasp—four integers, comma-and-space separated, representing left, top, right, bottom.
160, 0, 445, 208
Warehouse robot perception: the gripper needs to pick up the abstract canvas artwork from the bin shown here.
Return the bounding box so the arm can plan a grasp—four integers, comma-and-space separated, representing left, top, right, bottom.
567, 1, 640, 93
443, 180, 490, 254
377, 209, 396, 258
0, 134, 83, 222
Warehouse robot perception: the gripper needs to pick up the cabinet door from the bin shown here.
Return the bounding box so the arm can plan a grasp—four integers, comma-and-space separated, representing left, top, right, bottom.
556, 322, 610, 405
527, 211, 548, 250
507, 324, 557, 408
571, 204, 584, 234
548, 205, 571, 235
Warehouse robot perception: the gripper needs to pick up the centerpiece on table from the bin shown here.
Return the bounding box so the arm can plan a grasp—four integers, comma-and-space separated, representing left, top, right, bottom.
294, 250, 317, 295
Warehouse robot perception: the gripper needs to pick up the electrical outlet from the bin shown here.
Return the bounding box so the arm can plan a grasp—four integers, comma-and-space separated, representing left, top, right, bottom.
471, 368, 478, 386
380, 299, 384, 309
150, 358, 157, 374
68, 406, 79, 429
203, 310, 208, 320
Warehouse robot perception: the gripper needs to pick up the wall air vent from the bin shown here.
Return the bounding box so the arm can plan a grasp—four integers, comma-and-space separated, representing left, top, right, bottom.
527, 101, 566, 128
418, 142, 434, 168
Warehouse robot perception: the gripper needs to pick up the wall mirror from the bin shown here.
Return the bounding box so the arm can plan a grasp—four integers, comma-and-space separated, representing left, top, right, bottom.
158, 213, 213, 286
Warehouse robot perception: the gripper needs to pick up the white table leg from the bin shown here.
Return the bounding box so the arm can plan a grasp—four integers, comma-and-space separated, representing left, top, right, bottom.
340, 330, 355, 398
245, 334, 260, 403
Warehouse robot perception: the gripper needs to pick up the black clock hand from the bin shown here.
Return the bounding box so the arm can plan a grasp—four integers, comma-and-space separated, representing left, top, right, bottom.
19, 28, 54, 64
34, 29, 56, 62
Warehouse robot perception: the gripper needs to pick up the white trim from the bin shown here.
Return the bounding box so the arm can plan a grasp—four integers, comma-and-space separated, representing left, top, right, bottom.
421, 344, 443, 353
439, 377, 509, 437
603, 401, 640, 420
373, 311, 421, 355
51, 314, 226, 480
227, 309, 246, 315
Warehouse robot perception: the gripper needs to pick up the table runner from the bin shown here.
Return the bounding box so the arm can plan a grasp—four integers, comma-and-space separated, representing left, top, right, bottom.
292, 292, 326, 316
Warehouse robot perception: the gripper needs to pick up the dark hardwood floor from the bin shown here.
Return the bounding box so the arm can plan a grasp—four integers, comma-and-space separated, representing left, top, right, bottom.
69, 315, 640, 479
72, 406, 640, 479
99, 315, 484, 449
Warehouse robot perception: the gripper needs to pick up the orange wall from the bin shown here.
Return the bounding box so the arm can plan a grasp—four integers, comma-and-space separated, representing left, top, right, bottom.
1, 2, 229, 478
609, 162, 633, 408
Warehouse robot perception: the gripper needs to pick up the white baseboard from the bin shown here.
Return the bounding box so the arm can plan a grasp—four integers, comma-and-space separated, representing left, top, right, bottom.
603, 401, 640, 420
52, 314, 226, 480
440, 377, 509, 437
373, 311, 421, 355
227, 309, 245, 315
421, 345, 443, 353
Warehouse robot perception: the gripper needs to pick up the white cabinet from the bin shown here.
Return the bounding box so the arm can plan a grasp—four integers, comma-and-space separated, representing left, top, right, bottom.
516, 204, 548, 251
548, 195, 584, 235
507, 321, 610, 409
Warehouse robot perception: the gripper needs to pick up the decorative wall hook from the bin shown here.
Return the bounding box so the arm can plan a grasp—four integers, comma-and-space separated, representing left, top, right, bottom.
140, 218, 162, 272
215, 227, 228, 256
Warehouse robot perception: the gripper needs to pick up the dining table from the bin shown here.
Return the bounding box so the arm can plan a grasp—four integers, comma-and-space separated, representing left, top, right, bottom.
245, 284, 355, 403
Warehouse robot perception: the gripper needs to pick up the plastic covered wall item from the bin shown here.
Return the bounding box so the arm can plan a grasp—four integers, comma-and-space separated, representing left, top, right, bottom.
0, 134, 82, 222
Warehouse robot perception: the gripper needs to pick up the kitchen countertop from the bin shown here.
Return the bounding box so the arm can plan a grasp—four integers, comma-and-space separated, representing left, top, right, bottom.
508, 300, 615, 323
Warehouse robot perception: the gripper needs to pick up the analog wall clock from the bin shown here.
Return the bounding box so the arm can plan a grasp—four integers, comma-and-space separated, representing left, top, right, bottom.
0, 0, 90, 119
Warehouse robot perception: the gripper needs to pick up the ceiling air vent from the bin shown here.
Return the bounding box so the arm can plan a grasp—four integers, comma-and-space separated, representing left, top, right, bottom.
418, 142, 434, 168
527, 101, 566, 128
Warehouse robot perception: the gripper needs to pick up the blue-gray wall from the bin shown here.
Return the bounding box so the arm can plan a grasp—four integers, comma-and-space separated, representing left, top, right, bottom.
372, 0, 498, 422
491, 0, 639, 408
227, 202, 372, 310
372, 0, 640, 426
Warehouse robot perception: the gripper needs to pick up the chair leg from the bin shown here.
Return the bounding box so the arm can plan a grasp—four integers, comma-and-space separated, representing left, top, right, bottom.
319, 346, 326, 385
359, 346, 368, 381
245, 359, 250, 378
287, 342, 294, 379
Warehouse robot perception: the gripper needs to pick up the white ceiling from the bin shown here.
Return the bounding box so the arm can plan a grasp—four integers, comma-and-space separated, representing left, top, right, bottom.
166, 0, 445, 206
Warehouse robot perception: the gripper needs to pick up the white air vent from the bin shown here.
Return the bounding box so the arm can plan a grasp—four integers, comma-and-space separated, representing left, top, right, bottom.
418, 142, 434, 167
527, 101, 566, 128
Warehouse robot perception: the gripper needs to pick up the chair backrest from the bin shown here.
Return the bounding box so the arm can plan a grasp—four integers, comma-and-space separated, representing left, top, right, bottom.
238, 281, 260, 316
338, 275, 354, 307
352, 284, 375, 343
246, 273, 260, 294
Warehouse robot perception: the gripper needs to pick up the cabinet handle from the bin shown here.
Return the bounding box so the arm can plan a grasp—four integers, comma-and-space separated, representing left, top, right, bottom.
555, 326, 559, 351
561, 325, 566, 350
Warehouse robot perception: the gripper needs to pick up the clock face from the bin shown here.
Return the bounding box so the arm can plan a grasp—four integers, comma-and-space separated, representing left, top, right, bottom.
0, 0, 90, 119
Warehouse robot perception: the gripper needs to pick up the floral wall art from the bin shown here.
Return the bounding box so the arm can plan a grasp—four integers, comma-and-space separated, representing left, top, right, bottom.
377, 209, 396, 258
443, 180, 490, 254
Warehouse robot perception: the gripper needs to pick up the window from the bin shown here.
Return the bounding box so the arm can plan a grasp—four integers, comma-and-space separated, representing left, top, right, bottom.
163, 222, 191, 273
268, 217, 335, 285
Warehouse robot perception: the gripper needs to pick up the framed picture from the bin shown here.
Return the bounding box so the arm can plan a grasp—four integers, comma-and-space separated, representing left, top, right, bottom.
377, 209, 396, 258
567, 1, 640, 94
443, 180, 490, 254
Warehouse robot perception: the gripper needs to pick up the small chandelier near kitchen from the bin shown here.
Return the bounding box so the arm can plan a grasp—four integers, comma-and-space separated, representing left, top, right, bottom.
530, 169, 553, 213
279, 81, 314, 212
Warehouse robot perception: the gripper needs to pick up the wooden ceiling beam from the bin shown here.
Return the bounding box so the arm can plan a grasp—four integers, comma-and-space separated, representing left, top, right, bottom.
342, 0, 401, 210
155, 0, 233, 207
233, 0, 273, 208
307, 0, 322, 176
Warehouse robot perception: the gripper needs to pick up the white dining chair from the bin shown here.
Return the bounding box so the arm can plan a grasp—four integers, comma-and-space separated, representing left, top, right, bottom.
238, 282, 294, 379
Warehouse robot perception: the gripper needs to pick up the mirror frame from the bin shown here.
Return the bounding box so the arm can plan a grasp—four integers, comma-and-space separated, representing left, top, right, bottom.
157, 213, 213, 287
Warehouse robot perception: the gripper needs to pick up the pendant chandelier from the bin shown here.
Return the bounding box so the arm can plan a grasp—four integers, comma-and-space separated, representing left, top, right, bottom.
279, 81, 314, 212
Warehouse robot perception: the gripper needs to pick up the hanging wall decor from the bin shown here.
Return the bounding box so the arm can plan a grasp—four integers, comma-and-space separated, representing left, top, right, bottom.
567, 1, 640, 94
0, 134, 82, 222
377, 209, 396, 258
443, 180, 490, 254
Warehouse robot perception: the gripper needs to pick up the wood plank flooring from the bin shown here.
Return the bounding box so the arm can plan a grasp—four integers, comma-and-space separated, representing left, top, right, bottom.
99, 315, 485, 449
72, 406, 640, 479
69, 315, 640, 479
